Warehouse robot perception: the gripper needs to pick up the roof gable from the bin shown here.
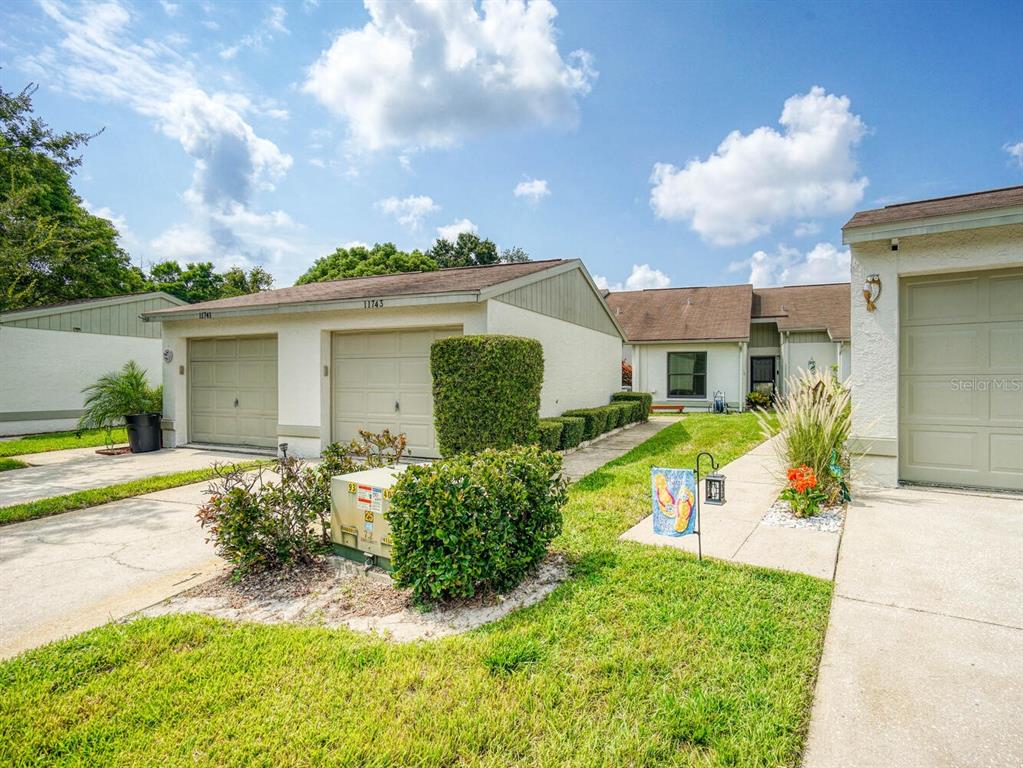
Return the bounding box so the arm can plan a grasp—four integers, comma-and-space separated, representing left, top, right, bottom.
752, 283, 850, 340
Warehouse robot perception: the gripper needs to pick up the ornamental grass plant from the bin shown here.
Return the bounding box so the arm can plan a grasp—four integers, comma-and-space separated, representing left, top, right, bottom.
761, 368, 852, 503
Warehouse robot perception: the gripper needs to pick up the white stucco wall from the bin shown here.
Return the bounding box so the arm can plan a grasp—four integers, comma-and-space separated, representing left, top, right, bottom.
850, 223, 1023, 487
0, 326, 162, 436
485, 299, 622, 416
632, 342, 743, 409
160, 302, 486, 456
784, 339, 838, 382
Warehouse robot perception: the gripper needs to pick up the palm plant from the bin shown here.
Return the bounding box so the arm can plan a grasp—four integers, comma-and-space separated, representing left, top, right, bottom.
759, 368, 851, 501
79, 361, 162, 444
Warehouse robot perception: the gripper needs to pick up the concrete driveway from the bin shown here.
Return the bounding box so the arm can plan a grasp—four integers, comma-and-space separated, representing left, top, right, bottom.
0, 480, 225, 658
803, 485, 1023, 767
0, 446, 261, 506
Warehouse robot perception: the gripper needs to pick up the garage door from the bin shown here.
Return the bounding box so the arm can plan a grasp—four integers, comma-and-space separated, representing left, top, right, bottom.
189, 336, 278, 448
899, 268, 1023, 490
332, 328, 460, 458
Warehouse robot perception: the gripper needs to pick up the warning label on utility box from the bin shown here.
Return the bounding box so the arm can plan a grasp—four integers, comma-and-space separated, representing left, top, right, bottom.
356, 485, 383, 514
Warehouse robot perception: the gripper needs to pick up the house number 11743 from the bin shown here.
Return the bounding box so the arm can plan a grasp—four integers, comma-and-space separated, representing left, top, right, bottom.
363, 299, 384, 309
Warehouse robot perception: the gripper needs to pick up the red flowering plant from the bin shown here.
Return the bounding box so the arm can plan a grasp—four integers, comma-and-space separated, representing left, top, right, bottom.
780, 464, 829, 518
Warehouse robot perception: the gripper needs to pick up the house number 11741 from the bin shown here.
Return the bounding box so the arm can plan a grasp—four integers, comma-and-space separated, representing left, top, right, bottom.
363, 299, 384, 309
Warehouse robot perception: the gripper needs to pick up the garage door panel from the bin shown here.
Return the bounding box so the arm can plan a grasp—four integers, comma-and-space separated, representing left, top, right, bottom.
900, 269, 1023, 491
990, 386, 1023, 424
332, 327, 460, 458
903, 427, 981, 471
902, 325, 983, 372
902, 377, 983, 422
990, 434, 1023, 474
904, 277, 980, 324
990, 324, 1023, 369
989, 274, 1023, 319
189, 335, 278, 448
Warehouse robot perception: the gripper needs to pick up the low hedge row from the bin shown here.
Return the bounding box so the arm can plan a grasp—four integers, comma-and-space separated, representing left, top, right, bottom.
611, 391, 652, 421
538, 419, 563, 451
548, 416, 585, 449
389, 446, 567, 602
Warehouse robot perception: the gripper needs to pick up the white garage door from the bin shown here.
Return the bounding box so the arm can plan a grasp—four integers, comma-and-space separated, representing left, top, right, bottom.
899, 268, 1023, 490
332, 328, 460, 458
189, 336, 278, 448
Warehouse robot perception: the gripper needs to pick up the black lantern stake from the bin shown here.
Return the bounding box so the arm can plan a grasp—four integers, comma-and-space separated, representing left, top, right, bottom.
694, 452, 726, 561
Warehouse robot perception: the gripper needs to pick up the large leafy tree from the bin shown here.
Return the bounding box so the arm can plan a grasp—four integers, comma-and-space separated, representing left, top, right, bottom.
296, 242, 436, 285
426, 232, 499, 269
0, 83, 144, 311
147, 261, 273, 303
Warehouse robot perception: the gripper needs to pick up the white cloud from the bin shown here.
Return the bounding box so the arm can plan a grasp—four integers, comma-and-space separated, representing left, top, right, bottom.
794, 221, 821, 237
302, 0, 596, 150
733, 242, 850, 287
376, 195, 440, 229
159, 0, 179, 16
436, 218, 477, 240
514, 178, 550, 203
593, 263, 671, 292
650, 86, 868, 245
33, 0, 295, 273
220, 5, 288, 60
1005, 140, 1023, 168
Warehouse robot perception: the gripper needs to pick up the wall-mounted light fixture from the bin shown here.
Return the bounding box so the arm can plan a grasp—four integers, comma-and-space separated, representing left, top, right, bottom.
863, 274, 882, 312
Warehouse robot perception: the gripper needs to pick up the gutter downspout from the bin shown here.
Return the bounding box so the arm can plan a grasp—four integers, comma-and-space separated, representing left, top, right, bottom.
781, 331, 789, 396
738, 341, 747, 411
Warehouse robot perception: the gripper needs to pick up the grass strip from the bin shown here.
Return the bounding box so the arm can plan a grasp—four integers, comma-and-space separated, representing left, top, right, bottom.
0, 457, 29, 472
0, 461, 265, 526
0, 428, 129, 458
0, 414, 831, 767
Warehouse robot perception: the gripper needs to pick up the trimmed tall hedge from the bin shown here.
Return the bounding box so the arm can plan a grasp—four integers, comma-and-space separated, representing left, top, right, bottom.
538, 419, 563, 451
389, 446, 567, 602
549, 416, 585, 449
431, 335, 543, 457
611, 391, 653, 421
609, 402, 634, 427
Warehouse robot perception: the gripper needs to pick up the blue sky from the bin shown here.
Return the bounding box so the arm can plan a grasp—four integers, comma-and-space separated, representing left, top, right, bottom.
2, 0, 1021, 289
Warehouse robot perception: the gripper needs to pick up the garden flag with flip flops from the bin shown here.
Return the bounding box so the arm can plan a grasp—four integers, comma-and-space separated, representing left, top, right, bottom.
651, 467, 698, 537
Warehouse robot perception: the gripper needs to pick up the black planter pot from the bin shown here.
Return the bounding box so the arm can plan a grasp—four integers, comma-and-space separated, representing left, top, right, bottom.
124, 413, 162, 453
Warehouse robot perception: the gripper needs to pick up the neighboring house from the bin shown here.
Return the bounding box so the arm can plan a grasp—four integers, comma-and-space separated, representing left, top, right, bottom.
845, 185, 1023, 492
141, 259, 624, 459
0, 292, 185, 436
608, 282, 850, 411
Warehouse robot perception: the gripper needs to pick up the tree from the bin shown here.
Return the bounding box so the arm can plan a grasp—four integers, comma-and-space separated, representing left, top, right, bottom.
0, 83, 143, 311
426, 232, 499, 269
500, 246, 530, 263
146, 260, 273, 303
296, 242, 436, 285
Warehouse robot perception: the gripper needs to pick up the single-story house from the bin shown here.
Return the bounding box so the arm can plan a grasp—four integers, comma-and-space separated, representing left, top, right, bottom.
845, 185, 1022, 492
0, 292, 185, 436
607, 282, 850, 410
140, 259, 624, 459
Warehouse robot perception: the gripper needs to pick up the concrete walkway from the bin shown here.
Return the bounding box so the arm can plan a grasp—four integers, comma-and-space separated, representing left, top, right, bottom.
803, 486, 1023, 767
620, 435, 840, 579
0, 479, 224, 659
561, 418, 674, 482
0, 446, 259, 506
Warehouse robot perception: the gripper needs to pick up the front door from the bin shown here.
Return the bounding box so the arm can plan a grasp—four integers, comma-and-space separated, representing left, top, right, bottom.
750, 356, 776, 398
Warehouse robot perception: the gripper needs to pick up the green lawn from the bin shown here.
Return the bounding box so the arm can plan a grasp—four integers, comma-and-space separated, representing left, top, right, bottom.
0, 414, 831, 767
0, 463, 264, 526
0, 427, 128, 458
0, 457, 28, 472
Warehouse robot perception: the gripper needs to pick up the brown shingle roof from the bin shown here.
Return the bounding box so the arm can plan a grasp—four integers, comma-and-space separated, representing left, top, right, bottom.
143, 259, 572, 318
843, 186, 1023, 230
605, 285, 753, 342
752, 283, 850, 340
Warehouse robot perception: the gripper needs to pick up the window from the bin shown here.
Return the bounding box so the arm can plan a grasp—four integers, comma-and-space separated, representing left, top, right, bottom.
667, 352, 707, 398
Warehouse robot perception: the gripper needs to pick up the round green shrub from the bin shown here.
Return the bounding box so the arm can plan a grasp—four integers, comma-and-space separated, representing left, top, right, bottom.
389, 446, 567, 602
431, 335, 543, 457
